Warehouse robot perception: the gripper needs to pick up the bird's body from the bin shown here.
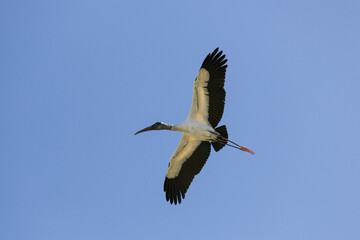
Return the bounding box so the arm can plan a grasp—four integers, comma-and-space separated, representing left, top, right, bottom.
135, 48, 254, 204
172, 119, 217, 141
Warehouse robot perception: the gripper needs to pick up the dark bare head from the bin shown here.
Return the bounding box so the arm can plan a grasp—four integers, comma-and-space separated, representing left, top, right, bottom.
135, 122, 173, 135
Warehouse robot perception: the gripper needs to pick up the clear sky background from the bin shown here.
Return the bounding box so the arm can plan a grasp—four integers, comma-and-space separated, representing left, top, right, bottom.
1, 0, 360, 239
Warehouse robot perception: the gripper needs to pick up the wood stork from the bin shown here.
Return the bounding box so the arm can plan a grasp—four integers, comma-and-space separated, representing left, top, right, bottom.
135, 48, 254, 205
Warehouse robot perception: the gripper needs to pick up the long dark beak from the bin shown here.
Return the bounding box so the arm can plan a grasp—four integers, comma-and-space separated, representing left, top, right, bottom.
134, 125, 153, 135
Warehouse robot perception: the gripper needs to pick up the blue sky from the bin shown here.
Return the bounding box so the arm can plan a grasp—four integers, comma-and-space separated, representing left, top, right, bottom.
1, 0, 360, 239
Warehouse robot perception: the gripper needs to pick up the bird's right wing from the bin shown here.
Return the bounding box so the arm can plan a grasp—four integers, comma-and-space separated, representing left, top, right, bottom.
164, 134, 211, 205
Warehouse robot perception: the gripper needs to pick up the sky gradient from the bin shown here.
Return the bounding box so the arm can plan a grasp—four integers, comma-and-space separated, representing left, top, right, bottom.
1, 0, 360, 239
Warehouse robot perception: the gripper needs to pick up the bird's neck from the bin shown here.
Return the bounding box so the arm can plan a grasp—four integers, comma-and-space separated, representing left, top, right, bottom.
171, 121, 191, 133
161, 123, 174, 131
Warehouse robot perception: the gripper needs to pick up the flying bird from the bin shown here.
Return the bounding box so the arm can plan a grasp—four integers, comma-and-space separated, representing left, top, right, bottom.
135, 48, 254, 205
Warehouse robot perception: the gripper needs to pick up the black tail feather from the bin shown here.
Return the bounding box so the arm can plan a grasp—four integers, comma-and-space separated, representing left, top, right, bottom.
211, 125, 228, 152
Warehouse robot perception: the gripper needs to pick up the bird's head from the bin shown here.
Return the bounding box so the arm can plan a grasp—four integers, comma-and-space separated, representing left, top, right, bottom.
134, 122, 172, 135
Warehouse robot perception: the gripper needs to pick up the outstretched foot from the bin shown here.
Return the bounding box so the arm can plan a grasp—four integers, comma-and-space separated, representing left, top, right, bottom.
240, 146, 255, 155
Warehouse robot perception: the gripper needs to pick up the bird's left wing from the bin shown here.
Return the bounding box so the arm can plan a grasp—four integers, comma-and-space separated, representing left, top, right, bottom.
187, 48, 228, 128
164, 134, 211, 204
